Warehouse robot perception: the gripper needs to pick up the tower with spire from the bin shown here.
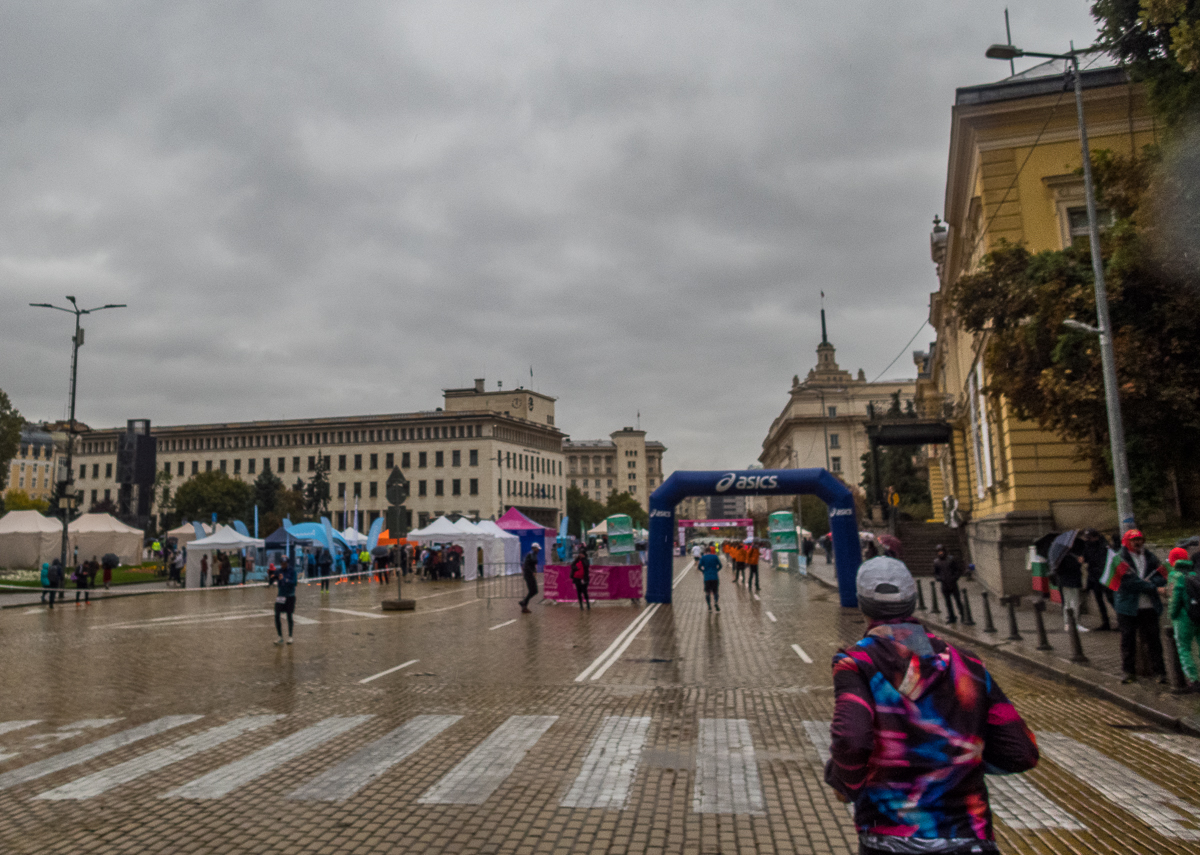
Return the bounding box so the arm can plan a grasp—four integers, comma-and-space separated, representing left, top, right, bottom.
805, 293, 854, 385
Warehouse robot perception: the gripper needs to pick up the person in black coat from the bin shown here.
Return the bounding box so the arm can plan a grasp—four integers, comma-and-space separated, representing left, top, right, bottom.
1056, 543, 1086, 632
932, 545, 965, 623
570, 546, 591, 611
519, 544, 540, 613
1078, 529, 1114, 630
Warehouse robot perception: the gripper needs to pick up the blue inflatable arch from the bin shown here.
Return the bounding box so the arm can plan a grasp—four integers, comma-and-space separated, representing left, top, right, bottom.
647, 468, 861, 608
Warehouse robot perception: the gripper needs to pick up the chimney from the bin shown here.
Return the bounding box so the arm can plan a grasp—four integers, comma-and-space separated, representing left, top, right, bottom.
474, 378, 485, 393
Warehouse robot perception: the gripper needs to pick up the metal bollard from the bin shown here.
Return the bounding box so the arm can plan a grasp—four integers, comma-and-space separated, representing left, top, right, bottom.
961, 591, 976, 626
1163, 623, 1187, 691
916, 581, 927, 611
1065, 608, 1090, 665
1032, 599, 1053, 651
1004, 596, 1022, 641
929, 581, 941, 615
980, 590, 997, 633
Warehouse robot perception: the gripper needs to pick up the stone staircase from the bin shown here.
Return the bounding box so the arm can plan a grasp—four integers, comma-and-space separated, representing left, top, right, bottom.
895, 520, 966, 577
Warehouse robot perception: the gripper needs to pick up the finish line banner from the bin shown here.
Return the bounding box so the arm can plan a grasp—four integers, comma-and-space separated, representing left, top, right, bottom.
543, 564, 644, 602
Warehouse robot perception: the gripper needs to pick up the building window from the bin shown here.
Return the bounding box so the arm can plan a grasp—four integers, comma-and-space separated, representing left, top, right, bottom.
277, 457, 285, 473
469, 478, 478, 496
93, 464, 99, 479
292, 456, 300, 473
402, 452, 411, 469
435, 451, 444, 467
607, 479, 613, 488
206, 461, 213, 472
353, 482, 362, 498
105, 462, 113, 478
1066, 206, 1113, 250
452, 450, 461, 467
338, 455, 347, 471
831, 456, 842, 473
435, 480, 444, 496
263, 457, 271, 472
354, 454, 362, 471
418, 512, 429, 528
91, 490, 97, 504
191, 461, 199, 475
370, 453, 378, 470
418, 480, 427, 497
452, 479, 461, 496
79, 464, 86, 479
571, 479, 577, 488
247, 459, 255, 475
218, 459, 226, 472
419, 452, 427, 468
469, 450, 478, 466
827, 406, 837, 418
104, 489, 110, 501
385, 452, 394, 469
338, 482, 346, 498
234, 459, 241, 474
829, 433, 840, 449
307, 456, 315, 472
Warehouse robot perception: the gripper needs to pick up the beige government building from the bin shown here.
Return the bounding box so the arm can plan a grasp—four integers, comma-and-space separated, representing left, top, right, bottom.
759, 324, 915, 508
71, 380, 667, 531
564, 428, 666, 512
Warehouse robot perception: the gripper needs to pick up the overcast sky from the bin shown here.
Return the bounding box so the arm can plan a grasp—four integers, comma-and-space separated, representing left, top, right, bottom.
1, 1, 1099, 472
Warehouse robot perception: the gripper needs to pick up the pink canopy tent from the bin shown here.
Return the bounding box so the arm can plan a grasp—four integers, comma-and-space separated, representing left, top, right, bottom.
496, 508, 549, 570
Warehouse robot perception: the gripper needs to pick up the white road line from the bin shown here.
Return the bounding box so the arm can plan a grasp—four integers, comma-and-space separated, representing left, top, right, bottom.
0, 753, 17, 763
801, 720, 832, 764
1038, 731, 1200, 840
489, 619, 517, 631
765, 611, 777, 623
320, 608, 386, 620
574, 604, 660, 683
0, 716, 202, 791
418, 715, 557, 805
358, 659, 419, 684
0, 721, 40, 737
986, 774, 1086, 830
37, 716, 282, 800
1133, 731, 1200, 766
672, 560, 695, 589
102, 611, 279, 630
791, 643, 813, 664
752, 591, 761, 601
289, 715, 462, 802
560, 716, 651, 810
412, 599, 482, 616
693, 718, 764, 815
163, 716, 372, 799
588, 604, 661, 682
57, 719, 121, 731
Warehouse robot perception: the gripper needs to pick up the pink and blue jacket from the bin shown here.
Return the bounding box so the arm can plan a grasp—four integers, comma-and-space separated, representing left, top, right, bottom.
826, 620, 1039, 842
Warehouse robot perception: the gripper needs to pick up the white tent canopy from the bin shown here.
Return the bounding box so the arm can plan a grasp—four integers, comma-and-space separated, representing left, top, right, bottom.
188, 525, 264, 550
475, 520, 522, 576
342, 528, 367, 546
408, 516, 489, 580
0, 511, 62, 569
167, 521, 211, 546
587, 520, 608, 536
69, 513, 143, 567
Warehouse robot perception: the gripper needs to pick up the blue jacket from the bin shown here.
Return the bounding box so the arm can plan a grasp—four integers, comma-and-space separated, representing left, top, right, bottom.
276, 567, 297, 598
699, 554, 722, 581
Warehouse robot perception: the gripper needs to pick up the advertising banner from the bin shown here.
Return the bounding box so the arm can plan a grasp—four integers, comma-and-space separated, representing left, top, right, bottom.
768, 511, 798, 552
607, 514, 635, 555
543, 564, 644, 602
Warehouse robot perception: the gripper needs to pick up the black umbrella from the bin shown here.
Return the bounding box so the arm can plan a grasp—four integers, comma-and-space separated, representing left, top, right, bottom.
1047, 530, 1079, 571
1032, 531, 1060, 560
371, 546, 390, 557
101, 553, 120, 569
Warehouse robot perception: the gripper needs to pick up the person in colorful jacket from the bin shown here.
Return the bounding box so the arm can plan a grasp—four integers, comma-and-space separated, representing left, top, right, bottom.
826, 557, 1039, 855
1167, 547, 1199, 691
1112, 529, 1167, 685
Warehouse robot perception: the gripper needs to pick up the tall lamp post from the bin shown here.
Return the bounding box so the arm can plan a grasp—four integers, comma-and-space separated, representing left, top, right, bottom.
984, 42, 1136, 533
30, 297, 127, 567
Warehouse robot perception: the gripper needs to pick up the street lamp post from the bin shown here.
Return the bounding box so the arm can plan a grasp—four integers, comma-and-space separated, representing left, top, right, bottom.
985, 42, 1136, 532
30, 297, 127, 567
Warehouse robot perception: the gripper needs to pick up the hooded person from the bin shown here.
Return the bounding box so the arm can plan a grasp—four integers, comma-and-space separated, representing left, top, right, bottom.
825, 557, 1039, 855
1112, 529, 1167, 685
1167, 547, 1200, 691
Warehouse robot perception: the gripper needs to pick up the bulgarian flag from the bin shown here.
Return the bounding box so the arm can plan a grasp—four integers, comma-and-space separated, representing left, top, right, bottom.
1099, 549, 1131, 592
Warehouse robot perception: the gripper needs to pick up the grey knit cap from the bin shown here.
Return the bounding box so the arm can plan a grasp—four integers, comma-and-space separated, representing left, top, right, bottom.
856, 556, 918, 619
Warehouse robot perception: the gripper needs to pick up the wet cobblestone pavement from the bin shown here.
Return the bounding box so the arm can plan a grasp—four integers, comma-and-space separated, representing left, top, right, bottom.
2, 561, 1200, 853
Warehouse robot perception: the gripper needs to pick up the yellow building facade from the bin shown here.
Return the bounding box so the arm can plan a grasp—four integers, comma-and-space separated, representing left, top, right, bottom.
923, 57, 1156, 595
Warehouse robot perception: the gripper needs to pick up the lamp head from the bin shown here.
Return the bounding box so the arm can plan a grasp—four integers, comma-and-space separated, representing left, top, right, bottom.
986, 43, 1022, 61
66, 295, 77, 304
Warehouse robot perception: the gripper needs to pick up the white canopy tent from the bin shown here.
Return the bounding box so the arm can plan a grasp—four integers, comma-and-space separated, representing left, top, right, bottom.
341, 528, 367, 547
407, 516, 489, 580
69, 514, 143, 567
167, 521, 211, 547
183, 525, 264, 588
586, 520, 608, 536
475, 519, 522, 576
0, 511, 62, 569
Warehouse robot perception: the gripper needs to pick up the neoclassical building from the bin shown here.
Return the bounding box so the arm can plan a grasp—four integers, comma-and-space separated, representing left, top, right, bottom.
564, 428, 666, 511
75, 379, 568, 530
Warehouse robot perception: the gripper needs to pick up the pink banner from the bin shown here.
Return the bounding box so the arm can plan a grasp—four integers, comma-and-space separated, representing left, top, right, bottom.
544, 564, 644, 602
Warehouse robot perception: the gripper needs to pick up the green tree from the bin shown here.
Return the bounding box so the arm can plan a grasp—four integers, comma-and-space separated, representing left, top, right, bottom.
174, 470, 253, 524
566, 486, 607, 537
304, 456, 331, 518
0, 391, 22, 493
604, 490, 649, 529
152, 468, 175, 531
3, 488, 49, 513
253, 468, 283, 518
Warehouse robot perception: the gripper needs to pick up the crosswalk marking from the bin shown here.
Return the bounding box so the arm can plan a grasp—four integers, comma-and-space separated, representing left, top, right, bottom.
986, 775, 1086, 830
36, 716, 282, 800
162, 716, 372, 799
790, 643, 813, 664
419, 715, 557, 805
560, 716, 651, 810
320, 608, 386, 620
0, 721, 41, 737
289, 715, 462, 802
801, 720, 831, 764
1133, 731, 1200, 767
0, 716, 202, 792
693, 718, 764, 815
1038, 731, 1200, 840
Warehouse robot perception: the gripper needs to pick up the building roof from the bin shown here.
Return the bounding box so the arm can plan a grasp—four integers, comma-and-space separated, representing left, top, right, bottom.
956, 51, 1126, 107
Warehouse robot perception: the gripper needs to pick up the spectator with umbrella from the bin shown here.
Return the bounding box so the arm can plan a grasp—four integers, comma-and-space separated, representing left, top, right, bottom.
1048, 530, 1087, 634
1079, 529, 1114, 630
101, 553, 119, 590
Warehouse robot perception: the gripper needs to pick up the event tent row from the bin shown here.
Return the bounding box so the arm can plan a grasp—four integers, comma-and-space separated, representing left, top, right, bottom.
406, 515, 523, 580
0, 511, 144, 569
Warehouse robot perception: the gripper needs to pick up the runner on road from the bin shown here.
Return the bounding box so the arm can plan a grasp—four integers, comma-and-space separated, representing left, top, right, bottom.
274, 557, 297, 645
699, 546, 722, 612
825, 556, 1038, 855
518, 544, 540, 614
